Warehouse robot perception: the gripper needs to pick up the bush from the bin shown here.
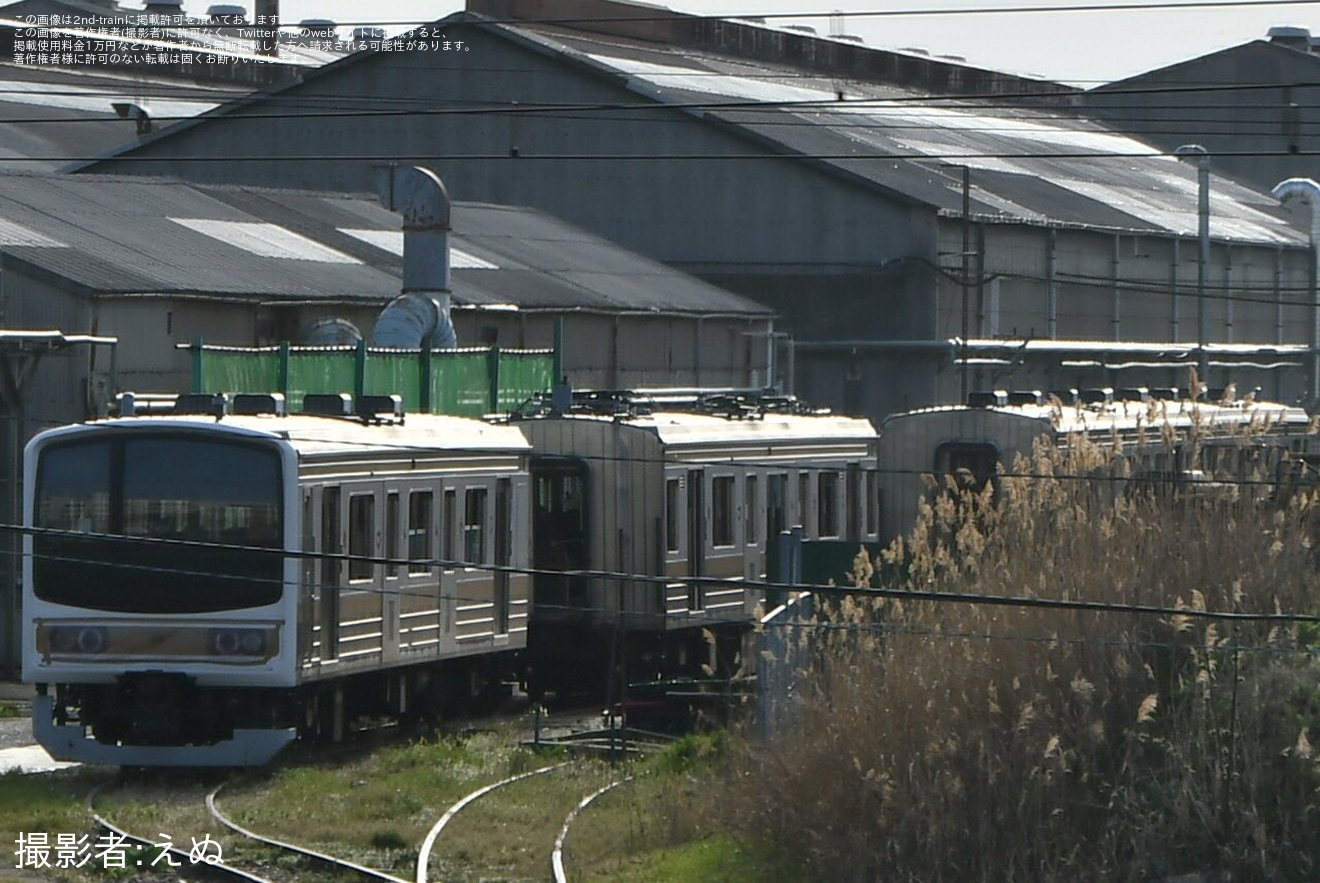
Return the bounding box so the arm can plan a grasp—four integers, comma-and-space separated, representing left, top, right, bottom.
726, 432, 1320, 882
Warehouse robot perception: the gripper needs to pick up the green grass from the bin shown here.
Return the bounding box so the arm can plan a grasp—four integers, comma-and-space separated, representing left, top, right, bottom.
580, 833, 796, 883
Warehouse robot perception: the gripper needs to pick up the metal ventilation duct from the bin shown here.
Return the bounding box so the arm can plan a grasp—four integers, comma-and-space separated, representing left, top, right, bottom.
1272, 177, 1320, 402
372, 166, 457, 349
300, 317, 363, 345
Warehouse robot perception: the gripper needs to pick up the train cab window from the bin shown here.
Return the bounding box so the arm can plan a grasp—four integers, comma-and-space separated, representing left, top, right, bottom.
745, 475, 759, 545
442, 490, 456, 566
408, 491, 433, 574
712, 476, 735, 547
386, 492, 399, 578
665, 478, 680, 553
934, 443, 999, 494
464, 488, 487, 564
767, 473, 787, 538
348, 494, 375, 582
33, 434, 283, 614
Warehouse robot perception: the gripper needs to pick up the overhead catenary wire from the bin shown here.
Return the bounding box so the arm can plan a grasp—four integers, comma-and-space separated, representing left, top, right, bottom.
10, 521, 1320, 625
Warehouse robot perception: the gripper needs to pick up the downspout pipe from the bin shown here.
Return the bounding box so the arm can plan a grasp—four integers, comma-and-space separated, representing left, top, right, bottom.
1272, 177, 1320, 404
373, 165, 457, 349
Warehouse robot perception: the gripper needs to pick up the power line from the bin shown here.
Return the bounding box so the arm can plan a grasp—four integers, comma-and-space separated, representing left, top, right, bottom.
10, 523, 1320, 624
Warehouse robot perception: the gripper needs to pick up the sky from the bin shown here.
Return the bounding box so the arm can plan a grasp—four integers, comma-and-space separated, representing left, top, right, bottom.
185, 0, 1320, 86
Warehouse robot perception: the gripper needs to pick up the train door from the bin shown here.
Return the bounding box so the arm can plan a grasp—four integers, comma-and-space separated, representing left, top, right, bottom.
744, 471, 761, 581
299, 488, 316, 666
530, 457, 589, 617
494, 477, 512, 637
344, 482, 387, 662
687, 468, 705, 610
396, 486, 439, 651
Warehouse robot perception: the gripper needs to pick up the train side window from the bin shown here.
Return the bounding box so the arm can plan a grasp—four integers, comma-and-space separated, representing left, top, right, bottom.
819, 472, 840, 538
465, 487, 487, 564
408, 491, 433, 574
321, 487, 341, 588
767, 473, 787, 538
745, 474, 759, 545
665, 478, 680, 553
348, 493, 375, 582
442, 490, 456, 567
865, 468, 878, 536
320, 487, 341, 660
798, 472, 813, 534
385, 492, 399, 578
712, 476, 735, 547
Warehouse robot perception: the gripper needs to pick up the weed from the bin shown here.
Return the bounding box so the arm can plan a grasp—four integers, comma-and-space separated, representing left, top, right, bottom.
721, 427, 1320, 882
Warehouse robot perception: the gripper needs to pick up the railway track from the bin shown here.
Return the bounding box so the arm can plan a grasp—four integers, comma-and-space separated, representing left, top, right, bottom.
88, 778, 409, 883
77, 706, 675, 883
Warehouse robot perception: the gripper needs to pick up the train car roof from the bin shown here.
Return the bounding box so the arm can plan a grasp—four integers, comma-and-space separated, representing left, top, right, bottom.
519, 410, 879, 447
36, 413, 533, 457
883, 398, 1313, 438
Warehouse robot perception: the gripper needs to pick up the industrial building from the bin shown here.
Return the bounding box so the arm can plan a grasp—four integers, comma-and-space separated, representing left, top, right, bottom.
1082, 28, 1320, 195
70, 0, 1320, 421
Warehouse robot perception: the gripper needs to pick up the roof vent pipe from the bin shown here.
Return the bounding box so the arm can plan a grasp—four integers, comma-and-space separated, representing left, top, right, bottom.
372, 166, 457, 349
1273, 177, 1320, 404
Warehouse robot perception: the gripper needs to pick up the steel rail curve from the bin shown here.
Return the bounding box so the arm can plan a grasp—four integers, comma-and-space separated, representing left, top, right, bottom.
551, 775, 634, 883
415, 761, 571, 883
86, 779, 274, 883
207, 782, 411, 883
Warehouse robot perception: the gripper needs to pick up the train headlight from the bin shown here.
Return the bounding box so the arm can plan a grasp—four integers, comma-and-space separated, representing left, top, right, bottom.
48, 626, 108, 655
208, 628, 268, 658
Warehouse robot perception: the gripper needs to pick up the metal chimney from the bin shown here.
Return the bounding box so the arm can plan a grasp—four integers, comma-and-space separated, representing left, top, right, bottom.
372, 166, 458, 349
254, 0, 278, 56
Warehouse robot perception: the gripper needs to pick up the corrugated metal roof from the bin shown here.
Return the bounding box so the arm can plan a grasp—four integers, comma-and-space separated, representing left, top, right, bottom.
0, 172, 770, 314
532, 25, 1309, 246
0, 61, 244, 169
65, 12, 1309, 247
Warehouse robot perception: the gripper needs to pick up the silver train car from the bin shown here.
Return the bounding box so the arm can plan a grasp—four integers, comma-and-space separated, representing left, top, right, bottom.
22, 389, 879, 765
878, 388, 1317, 546
23, 395, 531, 766
511, 390, 881, 699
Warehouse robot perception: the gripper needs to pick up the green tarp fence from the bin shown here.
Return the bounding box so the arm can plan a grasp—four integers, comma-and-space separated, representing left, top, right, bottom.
189, 341, 555, 417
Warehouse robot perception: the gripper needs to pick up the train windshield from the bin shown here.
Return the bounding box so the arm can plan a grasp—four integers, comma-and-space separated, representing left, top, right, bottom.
32, 433, 284, 613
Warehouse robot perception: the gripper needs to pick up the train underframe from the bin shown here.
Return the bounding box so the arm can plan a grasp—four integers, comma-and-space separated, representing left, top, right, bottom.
524, 619, 752, 707
33, 652, 520, 767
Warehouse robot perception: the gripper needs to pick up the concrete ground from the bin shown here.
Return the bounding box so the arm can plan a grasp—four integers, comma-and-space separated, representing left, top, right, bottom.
0, 682, 74, 773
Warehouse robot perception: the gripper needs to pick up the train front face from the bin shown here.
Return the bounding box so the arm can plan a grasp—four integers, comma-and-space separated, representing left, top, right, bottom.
22, 421, 300, 766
